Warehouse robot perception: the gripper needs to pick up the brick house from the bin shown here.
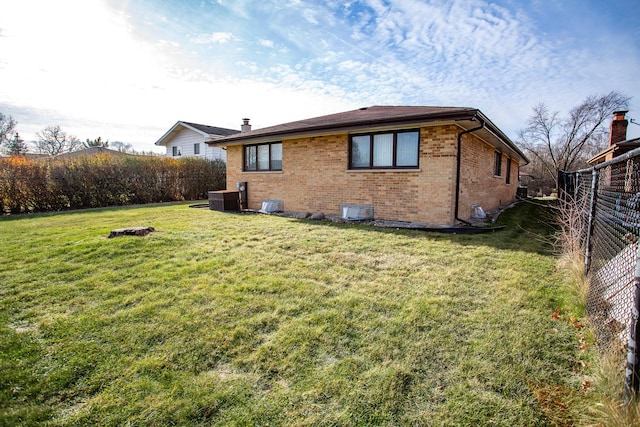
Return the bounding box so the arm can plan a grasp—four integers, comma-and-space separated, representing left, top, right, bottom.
588, 111, 640, 165
209, 106, 529, 225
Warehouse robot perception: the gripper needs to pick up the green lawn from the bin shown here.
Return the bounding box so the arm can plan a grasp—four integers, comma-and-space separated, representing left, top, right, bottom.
0, 201, 595, 426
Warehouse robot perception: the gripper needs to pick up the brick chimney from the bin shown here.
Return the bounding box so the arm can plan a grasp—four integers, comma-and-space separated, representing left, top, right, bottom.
609, 110, 628, 146
241, 118, 251, 132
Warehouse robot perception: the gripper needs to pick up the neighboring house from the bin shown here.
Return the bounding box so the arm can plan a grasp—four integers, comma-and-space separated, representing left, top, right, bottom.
154, 121, 241, 161
209, 106, 529, 225
588, 111, 640, 165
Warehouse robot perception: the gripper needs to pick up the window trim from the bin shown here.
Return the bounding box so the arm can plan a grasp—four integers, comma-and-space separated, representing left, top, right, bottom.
243, 141, 283, 172
494, 150, 502, 177
349, 129, 420, 170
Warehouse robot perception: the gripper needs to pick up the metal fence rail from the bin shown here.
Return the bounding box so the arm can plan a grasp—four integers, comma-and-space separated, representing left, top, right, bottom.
559, 147, 640, 396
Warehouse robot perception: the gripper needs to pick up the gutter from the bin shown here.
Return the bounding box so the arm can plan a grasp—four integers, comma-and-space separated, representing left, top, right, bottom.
455, 116, 485, 225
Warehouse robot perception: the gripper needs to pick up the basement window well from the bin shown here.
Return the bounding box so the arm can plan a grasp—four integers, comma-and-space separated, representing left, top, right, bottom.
341, 204, 374, 221
260, 199, 284, 213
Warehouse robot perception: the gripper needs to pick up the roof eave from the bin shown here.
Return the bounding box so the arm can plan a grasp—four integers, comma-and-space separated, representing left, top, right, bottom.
207, 108, 528, 165
473, 111, 529, 165
154, 121, 211, 146
208, 109, 480, 146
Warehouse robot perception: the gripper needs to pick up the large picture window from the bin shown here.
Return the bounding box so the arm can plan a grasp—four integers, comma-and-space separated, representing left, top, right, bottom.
349, 130, 419, 169
244, 142, 282, 171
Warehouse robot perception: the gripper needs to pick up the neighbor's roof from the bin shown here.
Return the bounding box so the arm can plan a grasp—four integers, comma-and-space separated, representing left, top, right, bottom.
55, 146, 131, 159
588, 137, 640, 165
209, 106, 529, 164
155, 121, 240, 146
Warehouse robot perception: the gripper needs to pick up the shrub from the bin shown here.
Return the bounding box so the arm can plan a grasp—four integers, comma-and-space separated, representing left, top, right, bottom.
0, 155, 226, 214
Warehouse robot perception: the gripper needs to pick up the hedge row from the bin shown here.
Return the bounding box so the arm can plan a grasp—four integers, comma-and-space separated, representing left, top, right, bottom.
0, 155, 226, 214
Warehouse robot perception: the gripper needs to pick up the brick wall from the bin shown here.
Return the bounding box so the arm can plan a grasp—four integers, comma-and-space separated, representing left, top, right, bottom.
225, 124, 518, 225
458, 133, 519, 219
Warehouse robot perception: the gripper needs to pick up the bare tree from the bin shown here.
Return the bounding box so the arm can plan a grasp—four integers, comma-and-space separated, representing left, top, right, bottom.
35, 125, 81, 156
111, 141, 134, 153
0, 113, 18, 149
518, 91, 631, 189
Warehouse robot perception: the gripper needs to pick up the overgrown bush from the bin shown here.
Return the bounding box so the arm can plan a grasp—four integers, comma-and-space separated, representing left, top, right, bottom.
0, 154, 226, 214
554, 193, 591, 301
552, 195, 640, 426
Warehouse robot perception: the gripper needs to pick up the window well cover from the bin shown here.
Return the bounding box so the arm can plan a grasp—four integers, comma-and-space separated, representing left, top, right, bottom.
260, 200, 284, 213
341, 204, 374, 220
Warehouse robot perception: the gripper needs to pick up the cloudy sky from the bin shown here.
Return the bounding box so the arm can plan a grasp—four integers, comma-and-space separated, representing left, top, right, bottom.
1, 0, 639, 152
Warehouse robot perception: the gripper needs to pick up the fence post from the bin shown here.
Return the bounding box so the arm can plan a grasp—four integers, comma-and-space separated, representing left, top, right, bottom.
584, 169, 599, 275
625, 244, 640, 399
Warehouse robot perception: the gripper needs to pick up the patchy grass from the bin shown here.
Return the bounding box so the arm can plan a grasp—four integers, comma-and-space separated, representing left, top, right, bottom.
1, 201, 595, 425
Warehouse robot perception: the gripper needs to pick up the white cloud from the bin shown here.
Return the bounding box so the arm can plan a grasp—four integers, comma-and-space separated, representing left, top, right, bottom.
302, 9, 319, 25
1, 0, 639, 151
189, 31, 236, 45
258, 39, 274, 48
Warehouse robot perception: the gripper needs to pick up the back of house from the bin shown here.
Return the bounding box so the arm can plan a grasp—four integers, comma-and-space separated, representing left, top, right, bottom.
209, 106, 528, 226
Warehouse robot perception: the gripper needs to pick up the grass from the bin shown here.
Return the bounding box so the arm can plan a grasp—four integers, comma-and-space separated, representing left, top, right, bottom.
0, 201, 598, 425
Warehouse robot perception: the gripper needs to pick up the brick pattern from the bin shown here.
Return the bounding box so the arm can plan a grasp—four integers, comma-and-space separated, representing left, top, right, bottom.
226, 124, 518, 225
458, 133, 518, 219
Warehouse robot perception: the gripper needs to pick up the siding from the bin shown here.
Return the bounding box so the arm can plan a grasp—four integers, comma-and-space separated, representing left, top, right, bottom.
165, 128, 226, 161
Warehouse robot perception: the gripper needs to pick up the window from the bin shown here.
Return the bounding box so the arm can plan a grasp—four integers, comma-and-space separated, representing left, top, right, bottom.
505, 157, 512, 184
349, 130, 419, 169
172, 146, 179, 156
194, 143, 200, 155
494, 151, 502, 176
244, 142, 282, 171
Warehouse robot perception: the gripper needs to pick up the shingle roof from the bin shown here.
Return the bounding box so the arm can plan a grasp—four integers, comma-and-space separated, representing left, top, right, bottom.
588, 137, 640, 165
207, 105, 528, 164
213, 106, 477, 143
54, 147, 131, 159
180, 122, 241, 137
155, 121, 240, 146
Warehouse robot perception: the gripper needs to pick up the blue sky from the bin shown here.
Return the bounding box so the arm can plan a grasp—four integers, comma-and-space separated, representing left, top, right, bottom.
1, 0, 639, 152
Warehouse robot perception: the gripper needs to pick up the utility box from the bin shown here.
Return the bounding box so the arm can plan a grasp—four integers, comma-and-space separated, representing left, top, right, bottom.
516, 187, 528, 198
208, 191, 240, 211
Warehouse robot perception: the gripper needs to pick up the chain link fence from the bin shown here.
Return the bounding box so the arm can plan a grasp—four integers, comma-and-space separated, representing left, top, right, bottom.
558, 147, 640, 396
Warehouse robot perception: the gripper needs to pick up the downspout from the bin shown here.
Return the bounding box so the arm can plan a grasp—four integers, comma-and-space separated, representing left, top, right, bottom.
455, 117, 485, 224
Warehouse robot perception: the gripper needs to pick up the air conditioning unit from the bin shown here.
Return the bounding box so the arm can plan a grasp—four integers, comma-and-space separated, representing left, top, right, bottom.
340, 204, 374, 221
260, 199, 284, 213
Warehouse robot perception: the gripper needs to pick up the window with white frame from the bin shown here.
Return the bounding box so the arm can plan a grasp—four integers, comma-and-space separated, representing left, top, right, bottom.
194, 143, 200, 155
349, 130, 419, 169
